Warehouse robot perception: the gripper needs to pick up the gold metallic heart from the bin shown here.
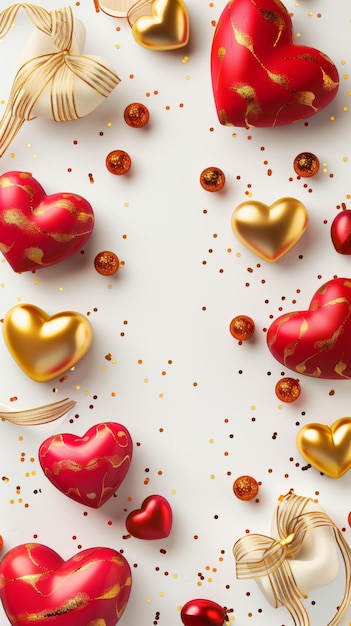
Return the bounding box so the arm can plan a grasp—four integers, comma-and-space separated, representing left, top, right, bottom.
3, 304, 93, 383
296, 417, 351, 478
231, 197, 308, 262
130, 0, 190, 50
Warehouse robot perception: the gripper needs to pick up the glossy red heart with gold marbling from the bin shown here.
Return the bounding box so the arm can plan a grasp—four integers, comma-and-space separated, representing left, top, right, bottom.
126, 495, 173, 539
39, 422, 132, 508
211, 0, 339, 127
0, 171, 94, 272
0, 543, 131, 626
267, 278, 351, 379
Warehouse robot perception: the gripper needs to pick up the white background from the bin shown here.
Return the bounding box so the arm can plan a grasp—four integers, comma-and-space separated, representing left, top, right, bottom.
1, 1, 351, 625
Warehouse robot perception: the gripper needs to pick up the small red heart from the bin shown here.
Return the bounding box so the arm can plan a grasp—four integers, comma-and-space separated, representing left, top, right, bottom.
38, 422, 132, 508
267, 277, 351, 379
211, 0, 339, 127
331, 210, 351, 254
181, 598, 226, 626
126, 495, 172, 539
0, 171, 94, 272
0, 543, 131, 626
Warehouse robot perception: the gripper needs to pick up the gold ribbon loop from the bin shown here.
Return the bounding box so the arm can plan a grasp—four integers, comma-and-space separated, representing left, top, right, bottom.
0, 3, 120, 156
233, 491, 351, 626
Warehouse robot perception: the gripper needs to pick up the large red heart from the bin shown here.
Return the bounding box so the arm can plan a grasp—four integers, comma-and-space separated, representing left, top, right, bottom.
0, 543, 131, 626
38, 422, 133, 508
267, 278, 351, 379
0, 171, 94, 272
126, 495, 173, 539
211, 0, 339, 127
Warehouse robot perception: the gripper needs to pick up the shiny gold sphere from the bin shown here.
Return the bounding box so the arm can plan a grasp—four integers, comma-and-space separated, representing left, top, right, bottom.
230, 315, 255, 341
94, 251, 120, 276
233, 475, 259, 501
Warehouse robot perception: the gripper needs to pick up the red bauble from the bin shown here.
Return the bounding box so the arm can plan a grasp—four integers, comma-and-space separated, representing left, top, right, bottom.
0, 543, 131, 626
331, 210, 351, 254
126, 495, 172, 540
181, 598, 226, 626
38, 423, 132, 508
0, 171, 94, 272
211, 0, 339, 127
267, 278, 351, 379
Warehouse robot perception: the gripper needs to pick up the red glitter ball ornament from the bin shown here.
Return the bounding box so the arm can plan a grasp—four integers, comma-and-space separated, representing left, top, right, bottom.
124, 103, 149, 128
94, 251, 119, 276
200, 167, 225, 192
230, 315, 255, 341
293, 152, 320, 177
275, 377, 301, 402
106, 150, 131, 175
233, 475, 258, 501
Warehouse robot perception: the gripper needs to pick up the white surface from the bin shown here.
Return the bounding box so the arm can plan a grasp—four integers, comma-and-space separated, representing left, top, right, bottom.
0, 1, 351, 625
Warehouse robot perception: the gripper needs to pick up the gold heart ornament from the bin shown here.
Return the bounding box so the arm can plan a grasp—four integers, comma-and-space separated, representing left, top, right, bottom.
3, 304, 93, 383
296, 417, 351, 478
231, 197, 308, 262
129, 0, 190, 50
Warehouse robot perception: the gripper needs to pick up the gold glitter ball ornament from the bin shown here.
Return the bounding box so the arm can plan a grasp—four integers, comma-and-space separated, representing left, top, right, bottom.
124, 102, 150, 128
233, 475, 259, 501
230, 315, 255, 341
200, 167, 225, 192
106, 150, 131, 175
94, 251, 119, 276
293, 152, 320, 178
275, 377, 301, 402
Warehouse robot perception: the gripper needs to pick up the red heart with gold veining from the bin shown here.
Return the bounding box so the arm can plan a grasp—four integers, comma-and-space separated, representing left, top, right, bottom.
181, 598, 227, 626
267, 278, 351, 379
211, 0, 339, 127
0, 543, 131, 626
38, 423, 133, 508
0, 171, 94, 272
126, 495, 173, 539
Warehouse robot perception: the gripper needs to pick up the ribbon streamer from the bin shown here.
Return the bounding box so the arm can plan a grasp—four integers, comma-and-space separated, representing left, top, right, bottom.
233, 491, 351, 626
0, 3, 120, 156
0, 397, 76, 425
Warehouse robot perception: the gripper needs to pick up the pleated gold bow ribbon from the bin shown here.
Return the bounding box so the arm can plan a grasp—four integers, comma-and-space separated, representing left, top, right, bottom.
0, 3, 120, 156
233, 491, 351, 626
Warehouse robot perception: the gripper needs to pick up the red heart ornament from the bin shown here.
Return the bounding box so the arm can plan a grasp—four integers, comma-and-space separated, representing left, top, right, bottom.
267, 278, 351, 379
0, 543, 131, 626
331, 210, 351, 254
126, 495, 172, 539
211, 0, 339, 127
181, 599, 226, 626
0, 171, 94, 272
39, 422, 133, 508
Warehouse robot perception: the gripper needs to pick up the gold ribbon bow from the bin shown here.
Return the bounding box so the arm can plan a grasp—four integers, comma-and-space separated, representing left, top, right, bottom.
233, 491, 351, 626
0, 3, 120, 156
